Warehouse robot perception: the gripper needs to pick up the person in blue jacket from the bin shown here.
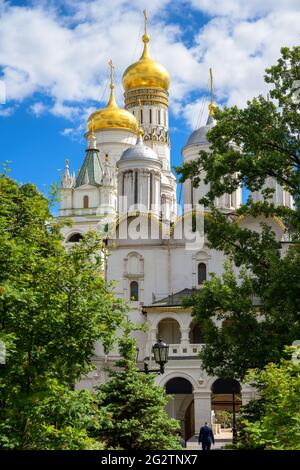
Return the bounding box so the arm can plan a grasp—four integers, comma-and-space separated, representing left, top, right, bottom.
198, 422, 215, 450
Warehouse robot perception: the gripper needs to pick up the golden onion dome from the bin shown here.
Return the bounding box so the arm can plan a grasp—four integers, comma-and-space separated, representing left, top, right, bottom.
88, 61, 139, 134
122, 32, 170, 92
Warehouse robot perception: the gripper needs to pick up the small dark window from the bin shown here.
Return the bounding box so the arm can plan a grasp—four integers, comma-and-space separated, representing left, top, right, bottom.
140, 109, 143, 124
158, 109, 161, 125
130, 281, 139, 301
189, 322, 204, 344
198, 263, 207, 285
149, 108, 152, 124
68, 233, 83, 243
83, 195, 89, 208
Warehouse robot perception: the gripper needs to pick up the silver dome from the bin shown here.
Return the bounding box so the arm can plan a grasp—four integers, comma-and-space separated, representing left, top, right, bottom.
120, 137, 159, 161
185, 114, 216, 147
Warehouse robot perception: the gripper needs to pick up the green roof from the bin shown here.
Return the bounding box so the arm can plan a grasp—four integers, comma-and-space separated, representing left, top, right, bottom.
76, 148, 103, 187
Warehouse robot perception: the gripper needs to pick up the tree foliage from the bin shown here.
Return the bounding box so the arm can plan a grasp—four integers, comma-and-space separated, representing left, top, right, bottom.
237, 355, 300, 450
93, 327, 181, 450
0, 173, 127, 448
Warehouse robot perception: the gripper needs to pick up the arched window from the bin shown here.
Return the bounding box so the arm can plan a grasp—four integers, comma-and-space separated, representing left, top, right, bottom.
83, 195, 89, 208
198, 263, 207, 285
130, 281, 139, 301
67, 233, 83, 243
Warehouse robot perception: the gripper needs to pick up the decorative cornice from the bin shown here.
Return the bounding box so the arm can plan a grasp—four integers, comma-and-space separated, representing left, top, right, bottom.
142, 306, 192, 313
124, 88, 169, 108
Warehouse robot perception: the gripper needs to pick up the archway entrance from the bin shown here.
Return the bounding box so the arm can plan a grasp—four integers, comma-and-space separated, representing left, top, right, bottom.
165, 377, 194, 442
211, 378, 242, 434
184, 400, 195, 441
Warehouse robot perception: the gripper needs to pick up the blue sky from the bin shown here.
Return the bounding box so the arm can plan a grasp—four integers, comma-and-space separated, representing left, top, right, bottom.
0, 0, 299, 203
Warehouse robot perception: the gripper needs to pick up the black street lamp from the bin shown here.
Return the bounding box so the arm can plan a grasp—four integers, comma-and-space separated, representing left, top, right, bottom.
138, 338, 169, 374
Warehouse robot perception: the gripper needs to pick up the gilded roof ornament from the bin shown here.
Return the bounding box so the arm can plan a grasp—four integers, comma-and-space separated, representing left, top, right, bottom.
122, 10, 170, 92
87, 61, 139, 134
208, 67, 216, 117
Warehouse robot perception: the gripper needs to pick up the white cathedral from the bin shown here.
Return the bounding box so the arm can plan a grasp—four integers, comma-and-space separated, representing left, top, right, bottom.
58, 15, 293, 441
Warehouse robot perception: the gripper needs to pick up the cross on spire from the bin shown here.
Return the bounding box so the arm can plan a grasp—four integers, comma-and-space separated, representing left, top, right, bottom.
209, 67, 216, 117
108, 59, 115, 89
143, 9, 148, 36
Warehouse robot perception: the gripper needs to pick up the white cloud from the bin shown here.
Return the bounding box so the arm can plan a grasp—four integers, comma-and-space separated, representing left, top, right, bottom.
183, 97, 211, 130
181, 8, 300, 128
0, 0, 299, 133
0, 106, 16, 117
30, 101, 47, 116
189, 0, 300, 19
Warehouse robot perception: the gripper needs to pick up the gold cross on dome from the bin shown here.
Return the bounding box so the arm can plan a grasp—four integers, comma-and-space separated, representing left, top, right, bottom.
209, 67, 216, 117
108, 59, 115, 88
143, 9, 148, 35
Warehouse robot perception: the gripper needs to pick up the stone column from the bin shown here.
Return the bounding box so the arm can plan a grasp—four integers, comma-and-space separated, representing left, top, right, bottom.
180, 327, 189, 350
193, 389, 211, 434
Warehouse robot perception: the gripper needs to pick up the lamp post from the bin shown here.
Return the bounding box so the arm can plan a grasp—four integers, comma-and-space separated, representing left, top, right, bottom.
138, 338, 169, 374
232, 385, 237, 444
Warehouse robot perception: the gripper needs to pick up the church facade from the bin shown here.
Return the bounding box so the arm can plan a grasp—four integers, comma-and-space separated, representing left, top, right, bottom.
58, 15, 293, 440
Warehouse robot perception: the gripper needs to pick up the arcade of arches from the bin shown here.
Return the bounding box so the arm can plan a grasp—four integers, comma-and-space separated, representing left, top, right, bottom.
156, 318, 204, 345
164, 376, 242, 441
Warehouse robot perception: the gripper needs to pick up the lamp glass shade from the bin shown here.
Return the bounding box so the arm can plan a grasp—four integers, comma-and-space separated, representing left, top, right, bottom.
152, 338, 169, 365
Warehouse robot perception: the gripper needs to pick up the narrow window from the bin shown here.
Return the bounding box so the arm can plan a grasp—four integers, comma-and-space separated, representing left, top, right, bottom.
164, 110, 167, 126
140, 109, 143, 124
198, 263, 207, 285
150, 172, 153, 207
83, 195, 89, 208
149, 108, 152, 124
158, 109, 161, 125
130, 281, 139, 301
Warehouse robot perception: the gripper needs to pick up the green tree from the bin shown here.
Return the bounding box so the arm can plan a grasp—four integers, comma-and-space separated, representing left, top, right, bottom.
94, 327, 181, 450
176, 46, 300, 379
0, 173, 127, 448
236, 355, 300, 450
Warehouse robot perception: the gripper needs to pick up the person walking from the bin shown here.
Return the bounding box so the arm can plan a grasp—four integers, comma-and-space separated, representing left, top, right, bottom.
178, 431, 186, 448
198, 422, 215, 450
